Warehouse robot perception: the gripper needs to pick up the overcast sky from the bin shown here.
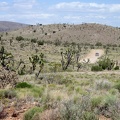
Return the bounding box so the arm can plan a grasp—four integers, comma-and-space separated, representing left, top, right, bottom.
0, 0, 120, 26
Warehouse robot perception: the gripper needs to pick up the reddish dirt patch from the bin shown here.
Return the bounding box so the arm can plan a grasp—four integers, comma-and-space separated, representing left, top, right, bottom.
1, 103, 35, 120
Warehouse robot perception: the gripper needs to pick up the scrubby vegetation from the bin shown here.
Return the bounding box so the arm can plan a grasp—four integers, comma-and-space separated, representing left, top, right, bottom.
0, 23, 120, 120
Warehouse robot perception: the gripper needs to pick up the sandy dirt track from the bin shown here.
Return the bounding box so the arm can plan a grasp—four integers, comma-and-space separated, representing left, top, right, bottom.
80, 49, 104, 63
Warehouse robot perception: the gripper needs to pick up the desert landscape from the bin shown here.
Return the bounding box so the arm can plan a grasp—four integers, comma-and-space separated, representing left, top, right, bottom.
0, 21, 120, 120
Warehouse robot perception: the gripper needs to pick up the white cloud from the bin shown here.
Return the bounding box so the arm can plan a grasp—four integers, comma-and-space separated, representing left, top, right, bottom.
0, 1, 120, 26
64, 15, 81, 20
109, 4, 120, 12
18, 14, 55, 19
13, 3, 33, 9
0, 2, 8, 6
0, 13, 55, 24
52, 2, 120, 13
0, 2, 9, 10
12, 0, 37, 10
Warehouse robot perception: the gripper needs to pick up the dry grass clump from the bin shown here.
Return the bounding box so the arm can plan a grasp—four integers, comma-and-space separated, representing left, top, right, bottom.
33, 108, 60, 120
94, 79, 112, 90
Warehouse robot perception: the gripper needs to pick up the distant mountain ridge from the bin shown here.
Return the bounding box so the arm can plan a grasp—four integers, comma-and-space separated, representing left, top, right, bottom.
0, 21, 29, 32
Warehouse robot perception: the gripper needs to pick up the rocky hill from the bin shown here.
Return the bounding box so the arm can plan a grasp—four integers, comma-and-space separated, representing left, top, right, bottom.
2, 23, 120, 45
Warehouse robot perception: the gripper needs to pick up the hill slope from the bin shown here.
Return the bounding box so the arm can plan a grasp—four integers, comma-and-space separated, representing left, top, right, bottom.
2, 23, 120, 45
0, 21, 29, 32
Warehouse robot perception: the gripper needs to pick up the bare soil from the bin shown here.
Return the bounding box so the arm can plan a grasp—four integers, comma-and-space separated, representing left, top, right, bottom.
80, 49, 104, 63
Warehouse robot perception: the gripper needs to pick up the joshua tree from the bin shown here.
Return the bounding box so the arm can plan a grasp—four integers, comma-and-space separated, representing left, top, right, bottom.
16, 59, 24, 70
10, 39, 13, 46
29, 53, 45, 76
61, 47, 76, 70
36, 53, 45, 78
0, 46, 13, 69
29, 55, 39, 72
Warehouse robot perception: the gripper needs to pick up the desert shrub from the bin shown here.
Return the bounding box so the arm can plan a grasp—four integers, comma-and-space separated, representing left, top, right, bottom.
31, 38, 37, 43
54, 39, 61, 46
114, 82, 120, 92
32, 108, 60, 120
45, 33, 47, 35
0, 90, 5, 99
18, 69, 25, 75
95, 79, 112, 90
112, 44, 117, 47
91, 65, 102, 71
37, 40, 44, 45
114, 66, 119, 70
109, 88, 119, 95
98, 58, 114, 70
103, 94, 117, 107
102, 94, 117, 109
63, 41, 69, 47
94, 94, 119, 118
20, 43, 25, 48
4, 90, 16, 99
16, 82, 32, 88
91, 58, 115, 71
31, 87, 44, 97
83, 112, 98, 120
109, 100, 120, 120
91, 96, 102, 109
95, 94, 120, 119
95, 42, 102, 46
33, 30, 36, 32
24, 107, 44, 120
53, 31, 56, 33
16, 36, 24, 41
60, 96, 98, 120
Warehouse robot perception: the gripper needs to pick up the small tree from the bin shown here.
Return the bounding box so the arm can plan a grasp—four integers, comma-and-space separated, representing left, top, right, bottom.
0, 46, 13, 69
16, 36, 24, 41
16, 59, 24, 70
36, 53, 45, 78
61, 47, 76, 70
29, 55, 39, 72
29, 53, 45, 76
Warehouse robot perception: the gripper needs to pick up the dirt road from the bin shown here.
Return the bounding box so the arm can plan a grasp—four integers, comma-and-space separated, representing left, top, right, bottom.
80, 49, 104, 63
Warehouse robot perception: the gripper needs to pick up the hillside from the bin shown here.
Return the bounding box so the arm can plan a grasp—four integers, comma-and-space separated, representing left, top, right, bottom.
0, 21, 29, 32
4, 23, 120, 45
0, 22, 120, 120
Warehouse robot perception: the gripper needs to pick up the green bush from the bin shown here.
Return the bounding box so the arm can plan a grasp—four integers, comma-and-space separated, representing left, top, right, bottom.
91, 58, 115, 71
16, 82, 32, 88
37, 40, 44, 45
98, 58, 114, 70
91, 65, 102, 71
31, 87, 44, 97
114, 66, 119, 70
16, 36, 24, 41
95, 42, 102, 46
24, 107, 44, 120
91, 97, 102, 109
83, 112, 98, 120
103, 94, 117, 107
31, 38, 37, 43
0, 90, 5, 99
